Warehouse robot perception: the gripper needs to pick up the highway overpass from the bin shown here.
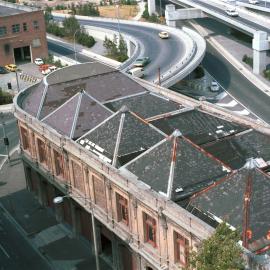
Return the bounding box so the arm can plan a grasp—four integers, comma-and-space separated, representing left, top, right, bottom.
148, 0, 270, 74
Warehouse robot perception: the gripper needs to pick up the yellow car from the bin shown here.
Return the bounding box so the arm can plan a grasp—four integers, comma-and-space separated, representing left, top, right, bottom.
5, 64, 17, 72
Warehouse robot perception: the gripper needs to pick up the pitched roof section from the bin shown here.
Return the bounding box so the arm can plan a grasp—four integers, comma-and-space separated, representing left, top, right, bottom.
38, 71, 147, 120
42, 91, 112, 139
104, 92, 185, 119
77, 107, 165, 167
203, 130, 270, 169
21, 82, 47, 117
124, 130, 230, 200
190, 162, 270, 248
151, 109, 246, 145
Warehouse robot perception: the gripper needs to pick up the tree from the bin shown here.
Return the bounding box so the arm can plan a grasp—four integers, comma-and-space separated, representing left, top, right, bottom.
62, 16, 80, 37
186, 223, 245, 270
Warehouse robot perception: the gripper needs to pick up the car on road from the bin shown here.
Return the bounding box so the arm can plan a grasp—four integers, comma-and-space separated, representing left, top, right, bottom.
5, 64, 17, 72
225, 7, 239, 17
34, 58, 44, 65
210, 81, 220, 92
41, 65, 58, 75
249, 0, 259, 4
133, 57, 150, 67
0, 66, 8, 74
127, 67, 144, 78
159, 31, 169, 39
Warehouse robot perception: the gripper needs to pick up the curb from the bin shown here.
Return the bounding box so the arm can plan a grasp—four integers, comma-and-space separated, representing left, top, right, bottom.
189, 21, 270, 97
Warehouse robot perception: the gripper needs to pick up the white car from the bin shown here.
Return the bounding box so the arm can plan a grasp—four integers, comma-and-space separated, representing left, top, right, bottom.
225, 7, 239, 17
210, 81, 220, 92
127, 67, 144, 78
249, 0, 259, 4
34, 58, 44, 65
159, 31, 170, 39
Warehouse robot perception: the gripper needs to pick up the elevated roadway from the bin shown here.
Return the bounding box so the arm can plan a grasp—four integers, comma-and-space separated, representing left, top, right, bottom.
53, 14, 206, 87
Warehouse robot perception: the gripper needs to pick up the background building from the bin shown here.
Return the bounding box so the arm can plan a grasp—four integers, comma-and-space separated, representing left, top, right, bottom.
0, 1, 48, 66
14, 62, 270, 269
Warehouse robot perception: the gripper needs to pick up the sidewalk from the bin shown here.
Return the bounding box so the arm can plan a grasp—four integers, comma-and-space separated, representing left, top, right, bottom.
0, 152, 111, 270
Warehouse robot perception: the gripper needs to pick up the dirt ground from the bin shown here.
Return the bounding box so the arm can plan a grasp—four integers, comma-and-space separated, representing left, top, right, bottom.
99, 5, 138, 19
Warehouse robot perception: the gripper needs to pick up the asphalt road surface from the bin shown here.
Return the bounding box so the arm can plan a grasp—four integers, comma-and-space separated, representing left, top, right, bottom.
0, 206, 51, 270
203, 43, 270, 123
53, 17, 186, 82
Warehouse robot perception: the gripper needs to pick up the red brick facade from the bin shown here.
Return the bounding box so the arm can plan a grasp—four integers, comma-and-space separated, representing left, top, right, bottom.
0, 9, 48, 65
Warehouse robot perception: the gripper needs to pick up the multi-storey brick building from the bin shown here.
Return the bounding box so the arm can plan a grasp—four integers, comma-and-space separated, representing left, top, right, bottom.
14, 62, 270, 269
0, 1, 48, 66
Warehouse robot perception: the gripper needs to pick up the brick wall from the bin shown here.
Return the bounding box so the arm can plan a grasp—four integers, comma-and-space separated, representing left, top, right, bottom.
0, 10, 48, 65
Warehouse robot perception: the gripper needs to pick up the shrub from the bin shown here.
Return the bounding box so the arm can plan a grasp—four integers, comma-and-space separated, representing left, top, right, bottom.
0, 89, 13, 105
242, 54, 253, 68
263, 69, 270, 80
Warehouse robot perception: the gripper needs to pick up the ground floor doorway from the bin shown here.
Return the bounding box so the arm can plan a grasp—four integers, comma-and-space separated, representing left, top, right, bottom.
14, 46, 31, 64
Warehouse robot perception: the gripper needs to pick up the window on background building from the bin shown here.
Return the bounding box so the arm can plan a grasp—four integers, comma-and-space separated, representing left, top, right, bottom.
20, 127, 29, 151
37, 138, 46, 165
0, 26, 7, 37
174, 231, 189, 266
143, 213, 157, 248
116, 193, 129, 225
33, 20, 39, 30
23, 23, 28, 32
12, 24, 20, 33
53, 149, 64, 177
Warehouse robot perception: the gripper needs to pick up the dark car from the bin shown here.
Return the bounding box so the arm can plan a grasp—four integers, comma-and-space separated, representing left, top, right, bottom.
133, 57, 151, 67
0, 66, 8, 74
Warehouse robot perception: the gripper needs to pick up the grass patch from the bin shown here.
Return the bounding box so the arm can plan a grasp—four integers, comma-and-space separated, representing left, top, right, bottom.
99, 5, 138, 19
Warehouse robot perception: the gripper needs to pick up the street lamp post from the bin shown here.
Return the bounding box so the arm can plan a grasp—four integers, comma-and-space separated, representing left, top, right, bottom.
53, 196, 100, 270
115, 4, 121, 38
73, 29, 80, 64
0, 113, 10, 162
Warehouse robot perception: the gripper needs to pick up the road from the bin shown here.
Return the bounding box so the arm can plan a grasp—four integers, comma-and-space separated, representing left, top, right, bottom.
0, 206, 51, 270
237, 0, 270, 9
0, 113, 19, 164
173, 0, 270, 34
48, 40, 95, 64
203, 42, 270, 123
53, 17, 186, 82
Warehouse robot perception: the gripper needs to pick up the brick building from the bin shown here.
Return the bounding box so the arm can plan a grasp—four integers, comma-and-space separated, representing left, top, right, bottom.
0, 1, 48, 66
14, 62, 270, 269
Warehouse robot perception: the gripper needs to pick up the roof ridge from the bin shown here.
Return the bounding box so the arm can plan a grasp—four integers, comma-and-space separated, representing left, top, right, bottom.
41, 91, 81, 122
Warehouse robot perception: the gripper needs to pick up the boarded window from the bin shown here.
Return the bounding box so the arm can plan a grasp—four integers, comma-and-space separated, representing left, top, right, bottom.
20, 127, 29, 150
116, 193, 129, 225
174, 231, 189, 266
143, 213, 157, 248
92, 175, 106, 210
53, 149, 64, 177
37, 138, 46, 165
72, 161, 85, 193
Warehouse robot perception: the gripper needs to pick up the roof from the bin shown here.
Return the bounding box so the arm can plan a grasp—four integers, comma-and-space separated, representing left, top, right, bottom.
104, 92, 185, 119
77, 106, 165, 167
42, 91, 112, 139
123, 130, 230, 200
36, 71, 147, 120
151, 109, 246, 145
190, 161, 270, 249
203, 130, 270, 169
0, 6, 26, 16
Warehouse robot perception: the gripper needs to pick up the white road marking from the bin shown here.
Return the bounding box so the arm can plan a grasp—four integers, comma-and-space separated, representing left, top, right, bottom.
0, 243, 10, 258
